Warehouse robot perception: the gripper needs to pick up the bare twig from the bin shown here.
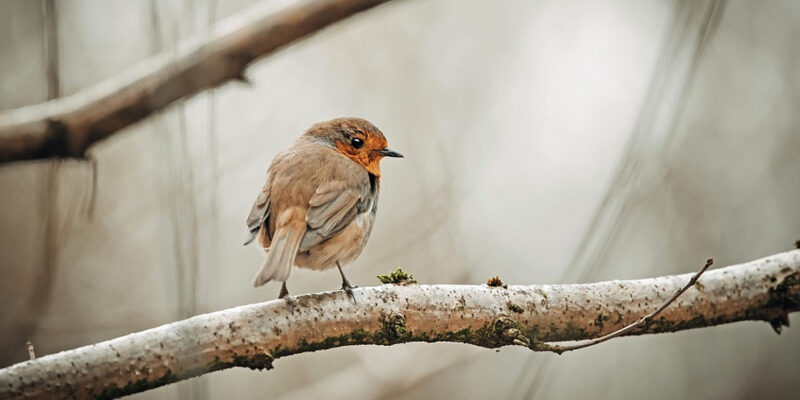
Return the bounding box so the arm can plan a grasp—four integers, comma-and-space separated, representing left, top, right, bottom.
542, 258, 714, 354
24, 342, 34, 361
0, 0, 397, 164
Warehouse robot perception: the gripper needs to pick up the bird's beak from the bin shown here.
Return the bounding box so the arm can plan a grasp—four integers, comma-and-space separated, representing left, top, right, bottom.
375, 148, 404, 158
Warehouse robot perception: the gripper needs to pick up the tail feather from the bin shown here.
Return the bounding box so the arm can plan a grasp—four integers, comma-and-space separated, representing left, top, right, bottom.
252, 223, 305, 287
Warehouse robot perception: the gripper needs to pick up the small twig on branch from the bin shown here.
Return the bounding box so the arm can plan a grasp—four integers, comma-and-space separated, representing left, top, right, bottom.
541, 258, 714, 354
24, 342, 35, 361
0, 0, 398, 164
0, 251, 798, 400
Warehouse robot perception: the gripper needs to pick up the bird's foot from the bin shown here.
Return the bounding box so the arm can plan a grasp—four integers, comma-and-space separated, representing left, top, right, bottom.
277, 282, 289, 300
277, 282, 297, 311
341, 280, 357, 303
336, 262, 357, 303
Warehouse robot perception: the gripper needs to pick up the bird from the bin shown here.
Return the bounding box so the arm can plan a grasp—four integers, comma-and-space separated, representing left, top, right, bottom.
244, 117, 403, 300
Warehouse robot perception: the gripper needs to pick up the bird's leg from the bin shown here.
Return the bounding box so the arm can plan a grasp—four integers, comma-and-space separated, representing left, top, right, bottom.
337, 262, 357, 302
277, 281, 289, 300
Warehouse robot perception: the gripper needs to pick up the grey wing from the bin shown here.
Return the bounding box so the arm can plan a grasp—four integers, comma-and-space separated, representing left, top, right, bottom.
301, 181, 370, 248
244, 181, 270, 245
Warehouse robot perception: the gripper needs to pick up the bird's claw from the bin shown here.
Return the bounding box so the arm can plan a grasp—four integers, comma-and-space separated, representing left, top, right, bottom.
277, 282, 289, 300
341, 282, 357, 303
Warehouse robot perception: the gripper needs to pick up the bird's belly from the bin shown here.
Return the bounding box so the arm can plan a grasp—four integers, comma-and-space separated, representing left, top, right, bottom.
294, 212, 375, 271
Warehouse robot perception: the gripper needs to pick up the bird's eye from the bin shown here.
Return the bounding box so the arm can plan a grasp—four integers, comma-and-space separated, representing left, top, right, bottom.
350, 138, 365, 149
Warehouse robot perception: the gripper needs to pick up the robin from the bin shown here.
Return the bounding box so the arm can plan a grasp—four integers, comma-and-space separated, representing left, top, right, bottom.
244, 117, 403, 300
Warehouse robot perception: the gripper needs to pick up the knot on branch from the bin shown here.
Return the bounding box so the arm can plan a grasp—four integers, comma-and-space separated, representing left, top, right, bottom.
766, 271, 800, 334
492, 316, 530, 347
381, 313, 410, 341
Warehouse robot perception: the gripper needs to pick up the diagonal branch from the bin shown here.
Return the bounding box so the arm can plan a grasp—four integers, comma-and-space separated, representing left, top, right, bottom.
1, 250, 798, 400
0, 0, 397, 165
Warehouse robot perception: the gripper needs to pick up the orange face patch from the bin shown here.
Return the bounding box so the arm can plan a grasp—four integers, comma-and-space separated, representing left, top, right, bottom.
334, 133, 389, 177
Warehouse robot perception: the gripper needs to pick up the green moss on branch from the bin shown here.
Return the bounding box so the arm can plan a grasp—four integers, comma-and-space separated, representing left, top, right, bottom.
377, 267, 417, 284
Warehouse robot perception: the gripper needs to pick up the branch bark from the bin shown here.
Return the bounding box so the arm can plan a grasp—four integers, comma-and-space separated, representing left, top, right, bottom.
0, 0, 397, 164
1, 250, 798, 400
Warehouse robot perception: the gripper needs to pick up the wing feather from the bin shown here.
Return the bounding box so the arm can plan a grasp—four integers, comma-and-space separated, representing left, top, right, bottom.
301, 181, 369, 248
244, 181, 270, 245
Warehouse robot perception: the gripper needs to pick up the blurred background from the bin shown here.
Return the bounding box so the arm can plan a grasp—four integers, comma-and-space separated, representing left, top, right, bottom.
1, 0, 799, 398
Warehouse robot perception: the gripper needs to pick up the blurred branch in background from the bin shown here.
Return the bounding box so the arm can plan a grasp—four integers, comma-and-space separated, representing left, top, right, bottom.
1, 250, 798, 400
2, 0, 72, 369
564, 0, 727, 284
0, 0, 397, 165
520, 2, 729, 396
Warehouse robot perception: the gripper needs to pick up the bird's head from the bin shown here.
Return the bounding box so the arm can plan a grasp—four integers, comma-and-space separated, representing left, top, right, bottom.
305, 117, 403, 177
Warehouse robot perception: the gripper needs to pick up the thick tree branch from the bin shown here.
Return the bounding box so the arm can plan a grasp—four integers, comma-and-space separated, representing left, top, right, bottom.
0, 0, 397, 164
542, 258, 715, 353
1, 250, 798, 400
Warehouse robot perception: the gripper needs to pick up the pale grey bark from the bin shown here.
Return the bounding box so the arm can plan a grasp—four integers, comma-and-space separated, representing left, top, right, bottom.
0, 250, 798, 400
